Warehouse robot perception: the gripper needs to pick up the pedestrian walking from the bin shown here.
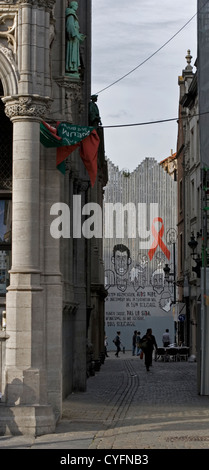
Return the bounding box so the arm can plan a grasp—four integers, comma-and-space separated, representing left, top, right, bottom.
132, 330, 137, 355
113, 331, 121, 357
162, 328, 171, 347
104, 335, 109, 357
136, 331, 141, 356
141, 328, 157, 371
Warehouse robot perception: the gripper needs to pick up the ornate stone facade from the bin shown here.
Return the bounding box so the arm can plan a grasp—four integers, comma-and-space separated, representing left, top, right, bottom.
3, 95, 51, 119
0, 0, 107, 437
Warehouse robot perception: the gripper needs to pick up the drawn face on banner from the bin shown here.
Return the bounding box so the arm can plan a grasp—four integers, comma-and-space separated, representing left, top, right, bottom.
130, 266, 146, 290
112, 244, 132, 276
166, 228, 177, 245
137, 252, 149, 269
150, 268, 164, 294
159, 291, 172, 312
155, 252, 166, 268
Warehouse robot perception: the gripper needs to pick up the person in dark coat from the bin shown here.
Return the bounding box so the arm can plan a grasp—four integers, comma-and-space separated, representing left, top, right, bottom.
114, 331, 121, 357
132, 330, 137, 356
141, 328, 157, 371
136, 331, 141, 356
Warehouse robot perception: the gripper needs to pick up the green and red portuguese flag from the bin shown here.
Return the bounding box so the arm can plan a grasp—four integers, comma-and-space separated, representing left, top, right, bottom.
40, 121, 100, 187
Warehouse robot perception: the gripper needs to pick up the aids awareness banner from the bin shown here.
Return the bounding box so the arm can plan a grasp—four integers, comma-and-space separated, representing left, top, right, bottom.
198, 0, 209, 167
104, 227, 175, 351
104, 159, 178, 350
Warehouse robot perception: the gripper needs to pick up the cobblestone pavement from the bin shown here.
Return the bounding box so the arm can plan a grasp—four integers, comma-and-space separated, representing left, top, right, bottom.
1, 351, 209, 450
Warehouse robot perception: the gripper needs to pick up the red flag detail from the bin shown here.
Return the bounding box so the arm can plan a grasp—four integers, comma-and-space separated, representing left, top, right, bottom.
80, 129, 100, 187
56, 129, 100, 187
42, 121, 62, 141
56, 143, 79, 167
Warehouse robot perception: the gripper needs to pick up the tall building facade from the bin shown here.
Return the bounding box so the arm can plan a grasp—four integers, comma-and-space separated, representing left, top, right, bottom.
0, 0, 107, 436
103, 158, 177, 349
177, 40, 209, 393
176, 51, 201, 354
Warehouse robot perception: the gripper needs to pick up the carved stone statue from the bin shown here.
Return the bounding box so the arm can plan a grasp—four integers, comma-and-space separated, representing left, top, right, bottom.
65, 1, 86, 77
89, 94, 102, 127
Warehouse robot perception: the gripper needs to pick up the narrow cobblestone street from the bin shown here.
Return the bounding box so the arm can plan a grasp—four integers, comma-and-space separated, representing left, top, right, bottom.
60, 352, 209, 450
1, 351, 209, 452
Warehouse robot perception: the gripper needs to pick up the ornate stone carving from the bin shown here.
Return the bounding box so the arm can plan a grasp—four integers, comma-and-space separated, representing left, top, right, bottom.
63, 303, 78, 316
0, 44, 19, 94
2, 0, 56, 9
65, 91, 73, 123
65, 84, 82, 122
0, 43, 17, 70
20, 0, 56, 8
55, 78, 84, 120
0, 12, 17, 54
49, 5, 55, 47
3, 94, 52, 119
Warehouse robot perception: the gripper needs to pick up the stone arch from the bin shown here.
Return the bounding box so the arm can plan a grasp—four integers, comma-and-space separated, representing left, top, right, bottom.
0, 46, 18, 97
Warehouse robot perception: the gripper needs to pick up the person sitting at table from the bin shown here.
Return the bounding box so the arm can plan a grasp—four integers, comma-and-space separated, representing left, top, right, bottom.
162, 329, 171, 347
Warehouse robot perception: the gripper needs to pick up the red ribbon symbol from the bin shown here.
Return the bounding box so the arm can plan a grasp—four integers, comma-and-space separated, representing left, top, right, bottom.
148, 217, 171, 261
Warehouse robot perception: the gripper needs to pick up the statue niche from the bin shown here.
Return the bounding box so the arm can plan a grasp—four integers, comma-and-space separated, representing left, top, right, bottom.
65, 1, 86, 79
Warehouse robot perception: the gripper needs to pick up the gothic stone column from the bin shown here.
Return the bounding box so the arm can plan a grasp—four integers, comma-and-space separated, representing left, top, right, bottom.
40, 143, 63, 419
0, 95, 55, 436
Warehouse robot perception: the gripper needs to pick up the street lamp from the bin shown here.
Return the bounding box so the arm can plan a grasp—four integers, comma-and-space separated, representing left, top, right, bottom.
163, 263, 170, 279
188, 233, 198, 256
163, 243, 176, 304
188, 234, 201, 278
163, 242, 177, 342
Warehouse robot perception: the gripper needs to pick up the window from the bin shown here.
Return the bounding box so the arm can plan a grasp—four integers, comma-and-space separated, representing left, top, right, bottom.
0, 83, 12, 190
179, 179, 183, 212
180, 232, 183, 273
0, 199, 12, 295
0, 250, 11, 295
191, 179, 195, 216
0, 81, 13, 296
0, 199, 12, 245
190, 127, 194, 163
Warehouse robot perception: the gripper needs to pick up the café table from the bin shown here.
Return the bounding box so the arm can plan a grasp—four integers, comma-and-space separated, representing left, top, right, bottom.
156, 346, 189, 361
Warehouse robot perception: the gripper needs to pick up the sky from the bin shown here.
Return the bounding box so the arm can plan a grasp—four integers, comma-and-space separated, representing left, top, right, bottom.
91, 0, 197, 172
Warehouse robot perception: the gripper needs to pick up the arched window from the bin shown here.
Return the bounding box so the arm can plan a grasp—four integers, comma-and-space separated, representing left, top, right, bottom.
0, 80, 12, 305
0, 81, 12, 190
